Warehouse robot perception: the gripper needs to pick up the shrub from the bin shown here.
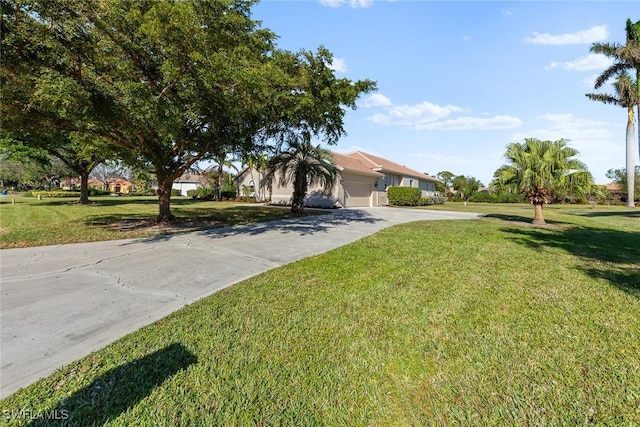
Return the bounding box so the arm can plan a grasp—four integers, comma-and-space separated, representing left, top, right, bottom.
129, 188, 157, 196
419, 195, 447, 206
469, 192, 526, 203
88, 188, 111, 196
171, 189, 182, 196
28, 190, 81, 198
221, 190, 237, 199
187, 189, 199, 199
197, 187, 217, 200
387, 187, 421, 206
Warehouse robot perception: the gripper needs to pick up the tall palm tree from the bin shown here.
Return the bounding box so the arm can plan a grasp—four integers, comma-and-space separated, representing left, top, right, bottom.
589, 19, 640, 207
266, 140, 339, 213
587, 73, 639, 207
495, 138, 594, 225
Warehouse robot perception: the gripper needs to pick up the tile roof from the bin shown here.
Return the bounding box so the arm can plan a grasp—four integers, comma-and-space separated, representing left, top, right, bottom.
331, 152, 383, 177
344, 151, 439, 182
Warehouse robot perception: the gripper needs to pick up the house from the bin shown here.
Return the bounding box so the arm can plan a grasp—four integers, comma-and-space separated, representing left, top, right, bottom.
88, 178, 133, 194
237, 150, 441, 208
172, 172, 209, 196
605, 182, 624, 202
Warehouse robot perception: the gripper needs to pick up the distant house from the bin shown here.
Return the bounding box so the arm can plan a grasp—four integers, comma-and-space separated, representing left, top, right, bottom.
605, 182, 624, 202
87, 178, 133, 194
172, 172, 208, 196
237, 150, 441, 208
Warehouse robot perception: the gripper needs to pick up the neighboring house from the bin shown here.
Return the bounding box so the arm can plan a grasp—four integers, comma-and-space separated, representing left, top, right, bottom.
87, 178, 133, 194
172, 172, 208, 196
237, 150, 441, 208
605, 182, 624, 202
60, 177, 81, 190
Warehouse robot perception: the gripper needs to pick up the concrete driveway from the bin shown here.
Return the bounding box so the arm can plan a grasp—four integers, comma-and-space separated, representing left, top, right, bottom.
0, 207, 482, 398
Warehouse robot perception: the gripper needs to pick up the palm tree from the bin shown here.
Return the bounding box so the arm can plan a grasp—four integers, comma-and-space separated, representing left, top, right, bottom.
243, 151, 270, 201
587, 73, 639, 207
494, 138, 594, 225
589, 19, 640, 207
266, 140, 339, 213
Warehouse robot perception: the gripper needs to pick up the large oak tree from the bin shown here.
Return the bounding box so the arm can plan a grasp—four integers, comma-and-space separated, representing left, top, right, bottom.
2, 0, 375, 221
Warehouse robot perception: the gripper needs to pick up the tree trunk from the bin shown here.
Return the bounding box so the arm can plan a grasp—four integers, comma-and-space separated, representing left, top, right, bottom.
532, 203, 546, 225
218, 163, 223, 200
79, 171, 90, 204
291, 173, 306, 213
156, 177, 175, 223
626, 107, 636, 208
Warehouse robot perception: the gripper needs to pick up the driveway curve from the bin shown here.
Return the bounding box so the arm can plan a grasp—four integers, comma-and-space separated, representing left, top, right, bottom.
0, 207, 482, 398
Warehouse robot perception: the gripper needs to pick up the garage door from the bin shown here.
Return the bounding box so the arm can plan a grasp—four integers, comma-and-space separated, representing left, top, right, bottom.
344, 182, 372, 207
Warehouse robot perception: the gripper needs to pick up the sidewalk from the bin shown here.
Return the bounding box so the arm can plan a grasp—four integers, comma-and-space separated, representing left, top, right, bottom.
0, 207, 482, 398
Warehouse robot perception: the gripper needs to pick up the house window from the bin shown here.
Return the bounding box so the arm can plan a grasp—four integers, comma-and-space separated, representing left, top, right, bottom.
409, 179, 414, 187
384, 176, 394, 190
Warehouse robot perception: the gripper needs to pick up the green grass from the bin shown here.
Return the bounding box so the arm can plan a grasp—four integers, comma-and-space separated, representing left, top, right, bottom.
0, 195, 321, 248
1, 205, 638, 425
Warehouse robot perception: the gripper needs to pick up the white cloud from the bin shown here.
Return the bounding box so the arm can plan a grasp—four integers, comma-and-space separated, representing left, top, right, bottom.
512, 113, 622, 183
364, 97, 521, 131
319, 0, 373, 8
462, 35, 471, 41
545, 54, 612, 72
525, 25, 608, 45
362, 93, 392, 108
328, 57, 348, 73
367, 101, 466, 127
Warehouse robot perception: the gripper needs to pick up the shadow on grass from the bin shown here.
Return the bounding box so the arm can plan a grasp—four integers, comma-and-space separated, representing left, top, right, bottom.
484, 213, 567, 225
29, 343, 196, 426
86, 206, 328, 235
501, 225, 640, 296
29, 196, 226, 208
574, 210, 640, 218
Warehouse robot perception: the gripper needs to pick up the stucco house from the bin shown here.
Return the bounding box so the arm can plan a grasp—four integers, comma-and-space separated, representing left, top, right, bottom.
172, 172, 209, 196
237, 150, 440, 208
87, 178, 133, 194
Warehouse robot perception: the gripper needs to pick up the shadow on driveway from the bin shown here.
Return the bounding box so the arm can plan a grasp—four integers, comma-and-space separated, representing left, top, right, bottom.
119, 208, 383, 245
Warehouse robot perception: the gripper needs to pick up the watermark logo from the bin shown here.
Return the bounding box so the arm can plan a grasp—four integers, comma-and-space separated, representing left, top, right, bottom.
2, 408, 70, 421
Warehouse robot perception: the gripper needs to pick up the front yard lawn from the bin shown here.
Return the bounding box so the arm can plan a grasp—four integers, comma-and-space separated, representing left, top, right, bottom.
1, 207, 638, 425
0, 196, 322, 248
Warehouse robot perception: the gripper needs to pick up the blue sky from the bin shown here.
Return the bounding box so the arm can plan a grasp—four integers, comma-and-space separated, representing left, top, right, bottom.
251, 1, 638, 185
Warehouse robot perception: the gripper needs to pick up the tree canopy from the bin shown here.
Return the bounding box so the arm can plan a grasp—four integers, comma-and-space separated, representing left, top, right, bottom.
1, 0, 375, 221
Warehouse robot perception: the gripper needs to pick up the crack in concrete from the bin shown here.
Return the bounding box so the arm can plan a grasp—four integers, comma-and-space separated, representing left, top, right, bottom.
3, 246, 156, 282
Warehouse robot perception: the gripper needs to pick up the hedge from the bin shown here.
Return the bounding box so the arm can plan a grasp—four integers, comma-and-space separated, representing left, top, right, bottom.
27, 190, 81, 198
387, 187, 421, 206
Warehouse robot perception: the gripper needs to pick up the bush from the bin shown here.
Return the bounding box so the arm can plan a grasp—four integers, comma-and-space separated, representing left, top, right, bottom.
88, 188, 111, 196
187, 189, 199, 199
130, 188, 157, 196
28, 190, 80, 198
387, 187, 421, 206
221, 190, 237, 199
419, 195, 447, 206
469, 192, 526, 203
171, 189, 182, 196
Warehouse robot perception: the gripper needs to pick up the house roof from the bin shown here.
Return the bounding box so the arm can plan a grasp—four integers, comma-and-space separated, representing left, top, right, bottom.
175, 172, 208, 184
605, 182, 623, 192
346, 151, 440, 182
331, 152, 383, 177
